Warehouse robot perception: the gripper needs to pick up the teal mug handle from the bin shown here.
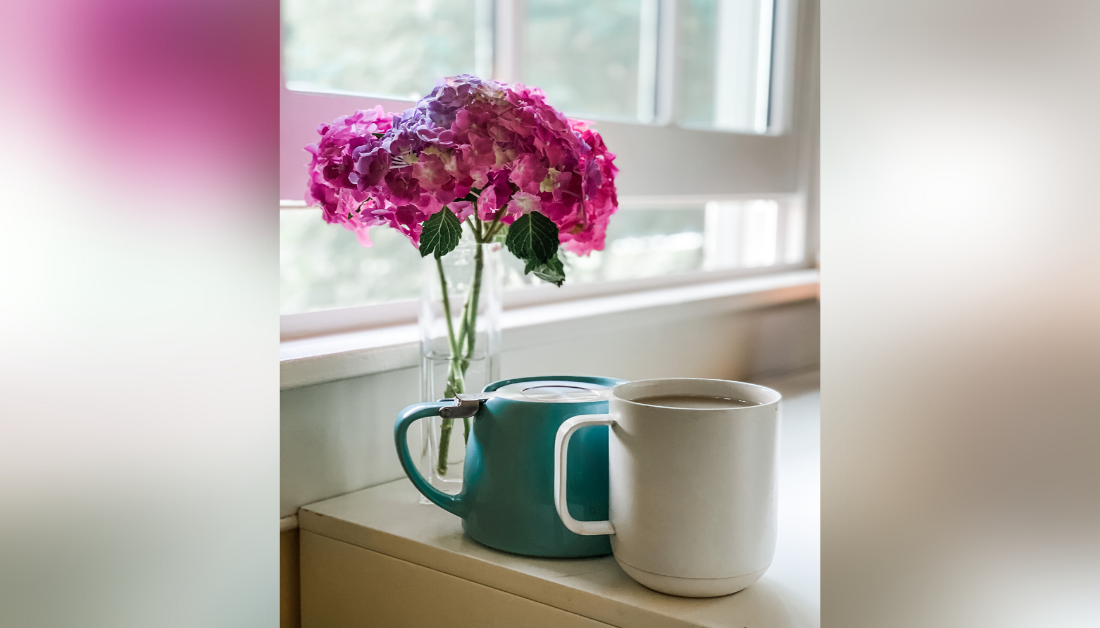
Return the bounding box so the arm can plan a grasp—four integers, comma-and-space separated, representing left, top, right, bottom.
394, 402, 467, 517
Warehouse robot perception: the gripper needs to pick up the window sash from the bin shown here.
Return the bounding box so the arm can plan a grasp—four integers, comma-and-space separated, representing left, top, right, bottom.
280, 0, 807, 199
280, 258, 812, 340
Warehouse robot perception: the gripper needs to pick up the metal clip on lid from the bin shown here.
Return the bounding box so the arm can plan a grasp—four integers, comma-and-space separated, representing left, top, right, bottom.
438, 393, 492, 419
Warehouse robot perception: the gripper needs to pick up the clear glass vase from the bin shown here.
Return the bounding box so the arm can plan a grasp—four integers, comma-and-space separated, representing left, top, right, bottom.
418, 232, 502, 499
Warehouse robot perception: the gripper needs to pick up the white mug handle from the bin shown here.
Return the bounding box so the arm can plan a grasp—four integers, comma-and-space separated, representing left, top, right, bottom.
554, 414, 616, 536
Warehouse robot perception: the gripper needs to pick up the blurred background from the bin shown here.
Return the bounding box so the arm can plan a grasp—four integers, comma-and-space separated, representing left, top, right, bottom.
0, 0, 280, 626
822, 1, 1100, 626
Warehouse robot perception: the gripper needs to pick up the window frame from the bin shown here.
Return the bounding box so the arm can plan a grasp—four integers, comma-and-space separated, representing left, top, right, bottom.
279, 0, 818, 341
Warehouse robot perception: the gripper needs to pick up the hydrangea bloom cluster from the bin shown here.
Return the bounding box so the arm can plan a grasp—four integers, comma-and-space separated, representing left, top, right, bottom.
305, 75, 618, 255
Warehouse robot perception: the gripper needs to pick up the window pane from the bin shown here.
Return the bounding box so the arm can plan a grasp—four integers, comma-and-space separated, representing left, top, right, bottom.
703, 199, 788, 269
280, 209, 421, 314
783, 201, 806, 264
282, 0, 488, 100
678, 0, 775, 133
281, 200, 797, 314
504, 206, 707, 287
524, 0, 654, 121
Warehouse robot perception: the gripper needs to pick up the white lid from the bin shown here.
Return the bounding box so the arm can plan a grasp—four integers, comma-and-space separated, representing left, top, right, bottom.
491, 379, 612, 403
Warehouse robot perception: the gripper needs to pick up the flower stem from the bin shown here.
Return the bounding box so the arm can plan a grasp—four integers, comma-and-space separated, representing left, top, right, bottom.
454, 220, 482, 357
473, 212, 485, 240
464, 244, 484, 362
483, 208, 507, 240
433, 212, 490, 474
437, 419, 454, 476
435, 254, 465, 476
436, 256, 461, 360
459, 242, 484, 447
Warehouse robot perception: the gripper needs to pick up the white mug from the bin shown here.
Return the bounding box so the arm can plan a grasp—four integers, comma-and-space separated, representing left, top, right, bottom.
554, 378, 781, 597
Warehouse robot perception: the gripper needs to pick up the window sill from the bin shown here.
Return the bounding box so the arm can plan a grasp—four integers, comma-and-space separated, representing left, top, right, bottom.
280, 269, 819, 390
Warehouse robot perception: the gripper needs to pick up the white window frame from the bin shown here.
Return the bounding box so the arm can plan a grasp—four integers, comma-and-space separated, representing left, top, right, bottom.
279, 0, 819, 341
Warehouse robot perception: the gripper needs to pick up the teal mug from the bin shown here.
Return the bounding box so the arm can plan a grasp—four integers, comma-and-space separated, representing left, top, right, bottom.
395, 375, 623, 558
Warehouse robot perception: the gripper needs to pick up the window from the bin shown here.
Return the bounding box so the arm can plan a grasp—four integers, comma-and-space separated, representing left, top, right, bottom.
282, 0, 780, 128
280, 206, 422, 314
280, 196, 806, 315
280, 0, 815, 331
523, 0, 656, 122
282, 0, 492, 100
678, 0, 776, 133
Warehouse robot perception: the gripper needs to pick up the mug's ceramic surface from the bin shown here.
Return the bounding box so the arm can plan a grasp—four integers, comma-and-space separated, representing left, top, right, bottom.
395, 375, 624, 558
554, 378, 782, 597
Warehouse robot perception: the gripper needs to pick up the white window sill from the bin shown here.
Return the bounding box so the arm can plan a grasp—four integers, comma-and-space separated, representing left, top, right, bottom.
280, 269, 819, 390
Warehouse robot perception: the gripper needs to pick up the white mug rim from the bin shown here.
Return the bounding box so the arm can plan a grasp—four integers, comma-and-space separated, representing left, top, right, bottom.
611, 377, 782, 411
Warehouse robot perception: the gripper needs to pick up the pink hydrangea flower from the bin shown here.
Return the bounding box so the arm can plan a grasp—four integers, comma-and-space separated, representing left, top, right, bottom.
305, 76, 618, 253
450, 200, 475, 222
506, 191, 541, 216
508, 153, 549, 194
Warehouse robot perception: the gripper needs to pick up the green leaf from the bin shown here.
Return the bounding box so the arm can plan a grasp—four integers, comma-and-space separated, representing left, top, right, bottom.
528, 254, 566, 287
504, 211, 559, 265
418, 206, 463, 259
